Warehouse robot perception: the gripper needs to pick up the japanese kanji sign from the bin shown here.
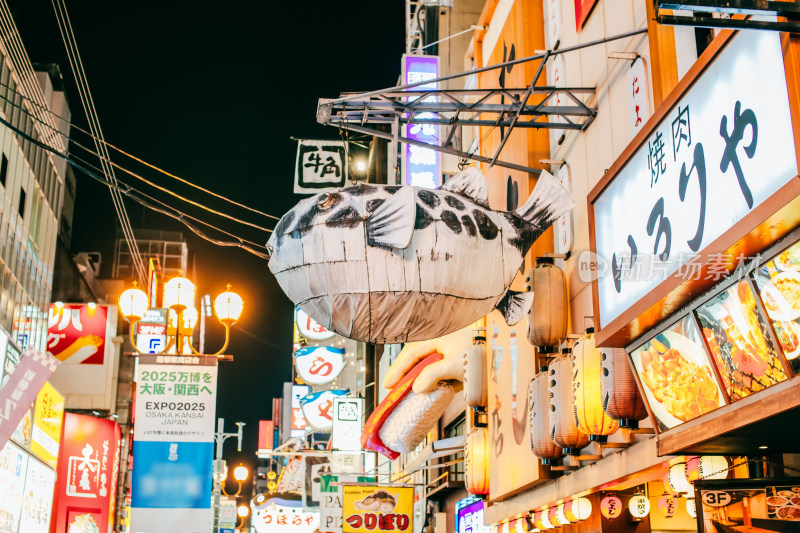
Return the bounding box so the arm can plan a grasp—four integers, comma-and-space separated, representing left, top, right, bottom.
295, 140, 348, 194
0, 347, 60, 451
342, 485, 414, 533
402, 54, 440, 189
31, 381, 65, 468
591, 30, 798, 329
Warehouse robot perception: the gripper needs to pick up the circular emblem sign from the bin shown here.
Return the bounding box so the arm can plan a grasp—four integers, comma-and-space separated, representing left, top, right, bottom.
296, 307, 335, 341
701, 490, 732, 508
294, 346, 346, 385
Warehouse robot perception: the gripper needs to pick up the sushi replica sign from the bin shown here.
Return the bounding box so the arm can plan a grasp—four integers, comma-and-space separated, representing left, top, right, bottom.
589, 30, 799, 342
267, 167, 574, 344
342, 485, 414, 533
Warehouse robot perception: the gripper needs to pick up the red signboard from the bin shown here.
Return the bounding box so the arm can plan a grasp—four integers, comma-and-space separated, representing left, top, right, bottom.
258, 420, 274, 450
51, 413, 121, 533
47, 305, 109, 365
574, 0, 598, 30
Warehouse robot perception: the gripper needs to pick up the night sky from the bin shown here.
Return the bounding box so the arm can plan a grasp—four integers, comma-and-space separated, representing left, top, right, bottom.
9, 1, 404, 496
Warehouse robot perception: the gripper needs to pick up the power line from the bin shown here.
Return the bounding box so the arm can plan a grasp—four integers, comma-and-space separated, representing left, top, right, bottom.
0, 80, 277, 233
0, 79, 281, 222
0, 111, 272, 260
52, 0, 147, 286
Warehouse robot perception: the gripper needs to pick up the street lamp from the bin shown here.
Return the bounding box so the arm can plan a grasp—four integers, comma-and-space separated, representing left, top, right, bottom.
119, 275, 243, 355
223, 464, 249, 497
236, 505, 250, 531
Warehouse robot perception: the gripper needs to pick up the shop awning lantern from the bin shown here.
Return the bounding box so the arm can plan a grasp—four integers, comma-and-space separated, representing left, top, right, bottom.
464, 332, 488, 409
564, 497, 592, 521
600, 494, 623, 519
572, 329, 619, 441
666, 463, 693, 496
547, 507, 561, 528
657, 493, 678, 518
599, 346, 648, 429
549, 352, 590, 454
532, 509, 554, 530
628, 494, 650, 519
685, 455, 728, 481
528, 370, 564, 464
685, 498, 697, 518
554, 503, 571, 526
465, 426, 490, 496
525, 260, 568, 351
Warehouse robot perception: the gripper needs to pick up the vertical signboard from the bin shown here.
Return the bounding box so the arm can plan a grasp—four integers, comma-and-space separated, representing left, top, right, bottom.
291, 385, 311, 438
50, 413, 121, 533
342, 485, 414, 533
46, 304, 119, 412
18, 457, 57, 533
130, 355, 218, 533
135, 308, 168, 354
401, 54, 440, 189
257, 420, 274, 450
0, 441, 28, 533
30, 381, 65, 468
0, 347, 60, 451
331, 397, 363, 451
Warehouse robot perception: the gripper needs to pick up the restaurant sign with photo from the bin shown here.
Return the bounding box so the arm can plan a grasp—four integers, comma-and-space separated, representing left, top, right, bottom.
695, 478, 800, 531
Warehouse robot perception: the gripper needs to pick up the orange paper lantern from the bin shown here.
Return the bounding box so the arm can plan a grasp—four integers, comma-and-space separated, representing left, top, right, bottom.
526, 259, 568, 349
572, 330, 619, 441
549, 352, 590, 454
657, 494, 677, 518
465, 427, 490, 495
528, 370, 564, 464
599, 346, 648, 428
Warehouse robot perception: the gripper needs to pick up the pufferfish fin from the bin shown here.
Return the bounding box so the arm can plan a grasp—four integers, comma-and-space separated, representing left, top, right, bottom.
440, 167, 490, 208
496, 288, 534, 326
515, 169, 576, 229
366, 185, 416, 249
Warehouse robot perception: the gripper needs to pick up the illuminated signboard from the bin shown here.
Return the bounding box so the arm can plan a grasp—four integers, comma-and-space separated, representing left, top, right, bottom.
296, 307, 335, 341
294, 346, 346, 385
591, 30, 798, 330
401, 54, 440, 189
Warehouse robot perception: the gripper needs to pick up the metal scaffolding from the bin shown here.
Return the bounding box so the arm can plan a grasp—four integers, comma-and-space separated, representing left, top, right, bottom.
317, 28, 648, 176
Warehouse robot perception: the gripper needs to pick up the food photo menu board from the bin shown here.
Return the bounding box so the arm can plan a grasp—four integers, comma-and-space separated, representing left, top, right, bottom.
630, 318, 726, 431
695, 479, 800, 532
754, 239, 800, 375
628, 234, 800, 433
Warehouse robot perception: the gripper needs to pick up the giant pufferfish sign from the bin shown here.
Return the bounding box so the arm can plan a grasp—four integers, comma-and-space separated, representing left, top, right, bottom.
267, 167, 575, 344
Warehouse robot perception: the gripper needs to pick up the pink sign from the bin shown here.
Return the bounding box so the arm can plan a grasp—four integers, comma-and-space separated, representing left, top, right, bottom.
0, 347, 60, 450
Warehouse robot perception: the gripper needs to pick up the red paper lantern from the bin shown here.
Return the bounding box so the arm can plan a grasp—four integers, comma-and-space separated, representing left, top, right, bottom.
528, 370, 564, 464
549, 353, 590, 454
572, 330, 619, 441
600, 495, 623, 519
599, 346, 648, 428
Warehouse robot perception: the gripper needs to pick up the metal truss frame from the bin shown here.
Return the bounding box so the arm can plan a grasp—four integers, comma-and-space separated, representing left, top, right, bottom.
654, 0, 800, 32
317, 28, 648, 176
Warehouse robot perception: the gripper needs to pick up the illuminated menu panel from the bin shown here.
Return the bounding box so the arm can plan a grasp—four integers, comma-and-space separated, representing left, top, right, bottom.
630, 319, 725, 431
753, 240, 800, 375
697, 280, 787, 401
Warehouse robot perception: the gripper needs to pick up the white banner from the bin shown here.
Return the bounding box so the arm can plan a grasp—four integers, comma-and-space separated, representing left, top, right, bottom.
133, 355, 217, 442
331, 398, 363, 451
294, 140, 348, 194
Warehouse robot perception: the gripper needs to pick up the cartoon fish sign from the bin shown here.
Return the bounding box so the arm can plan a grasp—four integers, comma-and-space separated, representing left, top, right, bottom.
267, 167, 575, 344
300, 389, 349, 431
293, 346, 346, 386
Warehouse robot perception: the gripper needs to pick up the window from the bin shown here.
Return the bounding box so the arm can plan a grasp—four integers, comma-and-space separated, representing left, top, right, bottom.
17, 187, 25, 219
444, 415, 466, 483
0, 154, 7, 187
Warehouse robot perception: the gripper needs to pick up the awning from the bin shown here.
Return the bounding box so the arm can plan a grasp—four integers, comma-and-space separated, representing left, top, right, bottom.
401, 435, 466, 474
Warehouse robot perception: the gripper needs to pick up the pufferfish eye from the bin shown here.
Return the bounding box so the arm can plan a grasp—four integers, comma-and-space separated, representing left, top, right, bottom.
316, 193, 335, 209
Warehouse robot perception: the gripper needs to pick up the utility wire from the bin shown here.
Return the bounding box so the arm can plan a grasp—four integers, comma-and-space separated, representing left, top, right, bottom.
0, 79, 280, 222
52, 0, 147, 285
0, 81, 277, 233
0, 110, 272, 260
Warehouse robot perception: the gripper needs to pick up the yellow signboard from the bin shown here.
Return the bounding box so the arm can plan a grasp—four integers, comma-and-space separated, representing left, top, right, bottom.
342, 485, 414, 533
31, 381, 65, 468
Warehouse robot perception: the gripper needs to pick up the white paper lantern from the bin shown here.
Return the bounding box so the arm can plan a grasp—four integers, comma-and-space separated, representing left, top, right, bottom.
528, 371, 564, 464
686, 455, 728, 481
667, 463, 693, 495
686, 498, 697, 518
525, 260, 568, 349
628, 494, 650, 518
549, 353, 590, 454
464, 338, 488, 408
564, 497, 592, 521
572, 330, 619, 440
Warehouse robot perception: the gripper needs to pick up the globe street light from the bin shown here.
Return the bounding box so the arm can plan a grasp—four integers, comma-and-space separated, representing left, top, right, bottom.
236, 504, 250, 531
118, 275, 243, 356
223, 464, 249, 497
